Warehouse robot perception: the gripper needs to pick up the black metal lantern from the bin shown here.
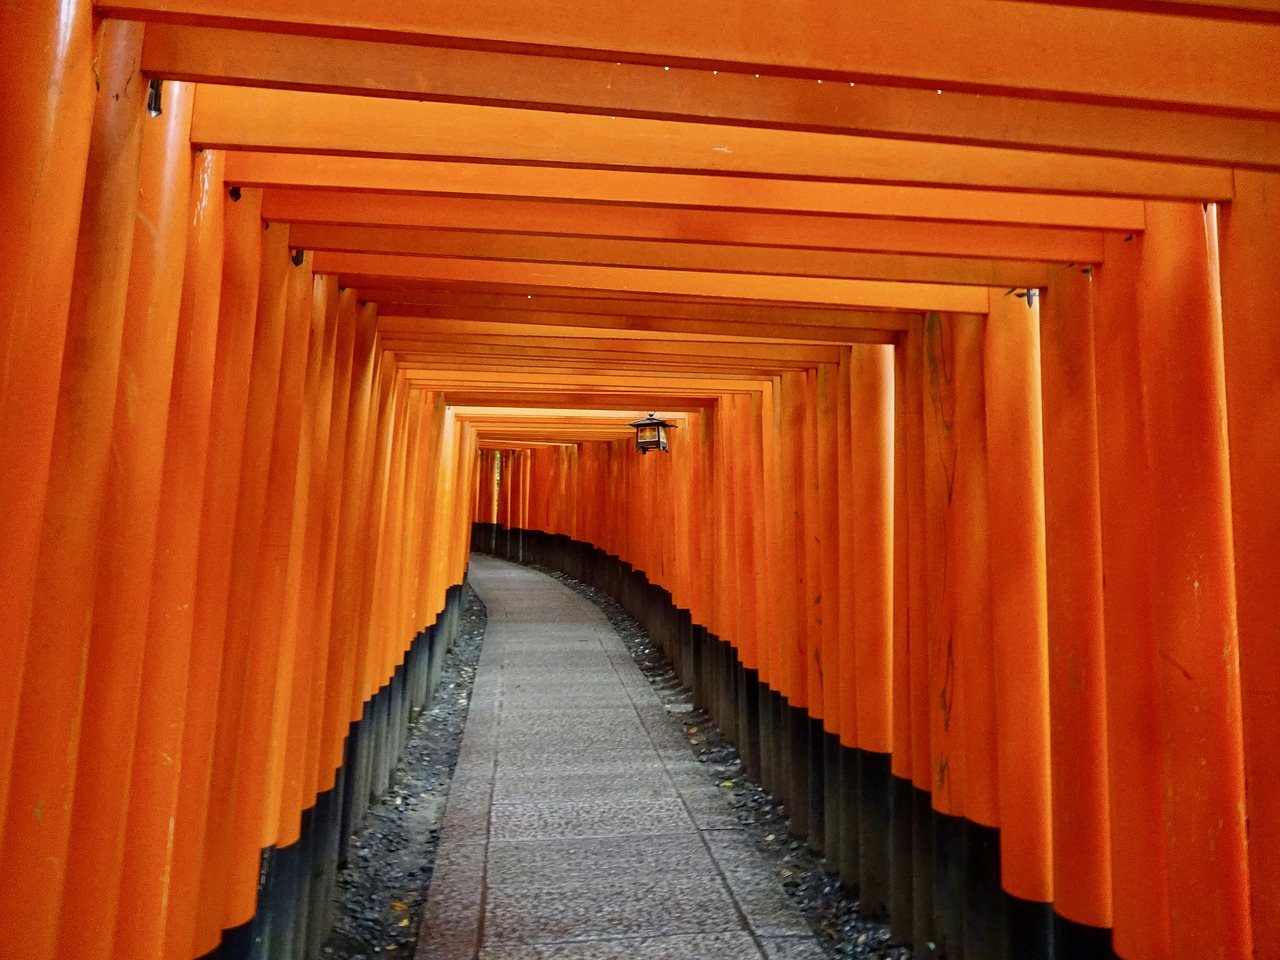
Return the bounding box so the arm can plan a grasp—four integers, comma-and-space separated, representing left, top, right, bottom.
628, 413, 675, 454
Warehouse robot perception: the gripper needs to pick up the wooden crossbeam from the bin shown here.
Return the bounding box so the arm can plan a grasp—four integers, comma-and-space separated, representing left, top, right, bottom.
193, 86, 1235, 200
143, 25, 1280, 168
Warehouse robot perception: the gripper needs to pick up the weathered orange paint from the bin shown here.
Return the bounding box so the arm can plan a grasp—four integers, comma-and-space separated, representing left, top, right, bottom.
0, 22, 146, 960
1219, 170, 1280, 959
922, 313, 961, 815
270, 269, 337, 849
56, 78, 195, 960
193, 217, 292, 943
0, 0, 96, 826
983, 287, 1053, 904
7, 4, 1280, 956
889, 338, 913, 781
800, 371, 824, 718
192, 86, 1233, 200
834, 352, 859, 750
263, 189, 1107, 263
225, 242, 313, 913
331, 310, 385, 755
815, 364, 842, 732
290, 221, 1057, 288
948, 316, 998, 829
849, 346, 894, 756
902, 318, 931, 794
230, 153, 1147, 230
778, 373, 809, 711
163, 185, 264, 960
314, 250, 987, 314
105, 0, 1280, 113
1039, 264, 1113, 929
312, 292, 363, 790
143, 23, 1280, 169
115, 147, 227, 960
1139, 202, 1252, 960
1091, 230, 1171, 960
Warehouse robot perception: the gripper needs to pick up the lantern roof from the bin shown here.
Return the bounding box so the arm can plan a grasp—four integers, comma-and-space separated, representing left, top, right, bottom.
627, 414, 676, 429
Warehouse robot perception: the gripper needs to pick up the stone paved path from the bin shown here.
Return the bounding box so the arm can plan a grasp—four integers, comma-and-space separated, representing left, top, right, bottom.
415, 555, 827, 960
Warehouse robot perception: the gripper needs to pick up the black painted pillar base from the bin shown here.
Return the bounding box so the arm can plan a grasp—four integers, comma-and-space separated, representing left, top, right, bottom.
889, 774, 915, 944
805, 716, 826, 854
859, 750, 893, 919
823, 733, 844, 876
839, 742, 861, 890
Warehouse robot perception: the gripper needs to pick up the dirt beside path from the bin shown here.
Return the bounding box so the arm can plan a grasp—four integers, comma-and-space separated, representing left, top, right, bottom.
320, 585, 487, 960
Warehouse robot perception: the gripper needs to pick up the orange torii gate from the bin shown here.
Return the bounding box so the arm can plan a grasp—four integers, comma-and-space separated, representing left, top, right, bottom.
2, 2, 1278, 960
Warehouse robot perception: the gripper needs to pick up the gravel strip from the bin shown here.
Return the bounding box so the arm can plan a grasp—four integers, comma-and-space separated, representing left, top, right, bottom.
321, 584, 487, 959
532, 564, 913, 960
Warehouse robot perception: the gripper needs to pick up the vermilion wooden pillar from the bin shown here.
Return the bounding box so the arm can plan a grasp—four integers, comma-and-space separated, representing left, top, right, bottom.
1092, 232, 1171, 960
709, 399, 731, 646
1039, 264, 1113, 937
983, 287, 1053, 910
225, 245, 314, 919
313, 293, 365, 791
192, 212, 292, 953
776, 373, 807, 712
890, 332, 914, 785
1139, 202, 1252, 960
903, 318, 931, 799
0, 22, 146, 960
815, 366, 842, 735
835, 352, 858, 753
115, 148, 227, 960
735, 394, 760, 667
0, 0, 96, 823
922, 313, 961, 816
799, 371, 827, 730
849, 345, 894, 758
903, 316, 933, 949
948, 316, 998, 831
362, 376, 411, 705
164, 184, 264, 960
56, 79, 196, 960
1218, 170, 1280, 959
757, 386, 781, 695
746, 397, 769, 674
269, 267, 336, 850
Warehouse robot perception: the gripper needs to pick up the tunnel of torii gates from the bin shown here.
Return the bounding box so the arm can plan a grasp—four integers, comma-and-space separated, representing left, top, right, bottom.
3, 2, 1280, 960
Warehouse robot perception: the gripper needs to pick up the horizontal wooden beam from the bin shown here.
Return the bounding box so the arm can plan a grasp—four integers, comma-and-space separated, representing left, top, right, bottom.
193, 86, 1236, 199
395, 356, 792, 379
314, 252, 992, 312
385, 346, 825, 373
362, 289, 909, 329
104, 0, 1280, 112
379, 330, 840, 363
264, 190, 1108, 263
375, 314, 898, 346
1004, 1, 1280, 24
229, 153, 1148, 229
290, 223, 1056, 287
448, 392, 715, 411
143, 25, 1280, 168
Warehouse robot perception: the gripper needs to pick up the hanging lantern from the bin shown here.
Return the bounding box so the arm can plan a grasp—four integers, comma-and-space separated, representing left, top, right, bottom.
628, 413, 675, 454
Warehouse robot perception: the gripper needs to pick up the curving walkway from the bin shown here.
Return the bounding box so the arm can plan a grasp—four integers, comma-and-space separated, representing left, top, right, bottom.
415, 555, 826, 960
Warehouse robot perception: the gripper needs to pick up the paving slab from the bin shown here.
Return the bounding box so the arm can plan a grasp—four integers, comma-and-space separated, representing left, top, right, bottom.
416, 555, 825, 959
